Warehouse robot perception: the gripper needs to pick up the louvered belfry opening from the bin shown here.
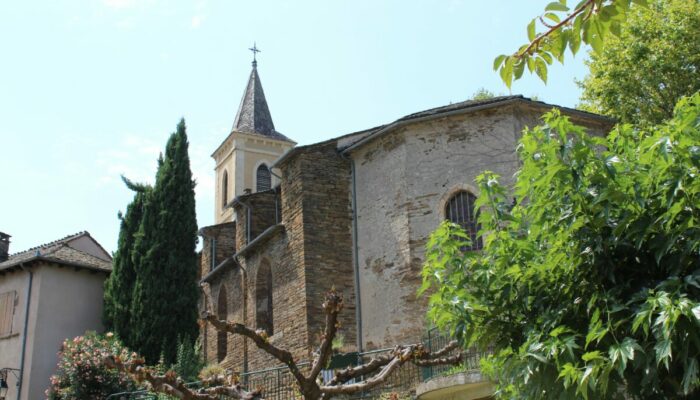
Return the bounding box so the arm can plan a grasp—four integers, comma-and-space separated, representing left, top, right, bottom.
256, 164, 271, 192
222, 170, 229, 207
445, 191, 483, 251
217, 287, 228, 362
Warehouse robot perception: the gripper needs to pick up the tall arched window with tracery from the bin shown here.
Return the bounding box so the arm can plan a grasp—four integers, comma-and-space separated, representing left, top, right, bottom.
445, 190, 483, 251
217, 286, 228, 362
222, 170, 229, 208
256, 164, 271, 192
255, 260, 273, 335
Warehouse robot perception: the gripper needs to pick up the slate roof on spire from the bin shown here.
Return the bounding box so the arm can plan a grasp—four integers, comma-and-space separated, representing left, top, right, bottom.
231, 64, 293, 142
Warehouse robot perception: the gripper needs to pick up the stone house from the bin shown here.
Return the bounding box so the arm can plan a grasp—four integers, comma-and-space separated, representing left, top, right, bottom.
198, 60, 613, 378
0, 231, 111, 400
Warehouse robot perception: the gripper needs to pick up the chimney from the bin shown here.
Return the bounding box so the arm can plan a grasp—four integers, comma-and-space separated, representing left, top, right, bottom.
0, 232, 10, 262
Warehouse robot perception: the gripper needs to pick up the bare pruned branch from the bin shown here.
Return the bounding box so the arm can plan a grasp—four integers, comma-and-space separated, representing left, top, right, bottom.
104, 355, 262, 400
309, 290, 343, 381
108, 289, 466, 400
203, 314, 307, 385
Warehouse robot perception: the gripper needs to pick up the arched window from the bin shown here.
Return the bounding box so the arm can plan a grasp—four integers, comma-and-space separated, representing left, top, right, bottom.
445, 191, 483, 250
256, 164, 271, 192
217, 286, 228, 362
255, 260, 273, 335
222, 170, 229, 207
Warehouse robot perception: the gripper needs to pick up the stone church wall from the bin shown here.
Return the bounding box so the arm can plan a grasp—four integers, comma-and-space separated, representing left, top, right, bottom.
294, 142, 357, 351
351, 103, 612, 350
352, 106, 522, 349
199, 222, 236, 277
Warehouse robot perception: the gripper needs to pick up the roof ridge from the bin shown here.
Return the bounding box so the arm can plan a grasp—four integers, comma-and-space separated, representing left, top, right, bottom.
9, 231, 88, 257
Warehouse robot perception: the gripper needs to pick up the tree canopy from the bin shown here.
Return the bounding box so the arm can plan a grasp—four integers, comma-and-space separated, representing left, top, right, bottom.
578, 0, 700, 126
422, 94, 700, 398
103, 177, 150, 344
127, 119, 200, 364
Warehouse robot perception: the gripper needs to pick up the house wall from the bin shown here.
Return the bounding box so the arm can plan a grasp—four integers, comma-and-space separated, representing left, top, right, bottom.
0, 264, 107, 400
22, 265, 107, 400
0, 270, 30, 400
67, 236, 111, 261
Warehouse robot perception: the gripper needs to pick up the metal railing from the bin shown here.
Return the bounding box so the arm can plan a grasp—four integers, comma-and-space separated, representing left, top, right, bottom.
108, 330, 491, 399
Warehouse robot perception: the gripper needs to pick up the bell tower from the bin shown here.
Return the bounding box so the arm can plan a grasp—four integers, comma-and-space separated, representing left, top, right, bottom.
211, 46, 295, 223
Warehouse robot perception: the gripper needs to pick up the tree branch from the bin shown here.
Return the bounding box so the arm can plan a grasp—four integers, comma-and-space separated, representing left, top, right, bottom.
203, 313, 308, 386
309, 290, 343, 381
516, 0, 596, 58
320, 347, 413, 395
104, 356, 262, 400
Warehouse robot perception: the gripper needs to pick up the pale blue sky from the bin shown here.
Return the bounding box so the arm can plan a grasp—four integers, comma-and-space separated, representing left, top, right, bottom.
1, 0, 589, 254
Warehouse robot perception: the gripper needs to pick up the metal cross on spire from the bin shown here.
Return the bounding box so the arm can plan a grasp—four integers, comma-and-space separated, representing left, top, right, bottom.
249, 42, 261, 67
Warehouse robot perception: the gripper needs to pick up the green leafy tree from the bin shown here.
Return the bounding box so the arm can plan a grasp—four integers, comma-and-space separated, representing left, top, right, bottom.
494, 0, 649, 88
130, 118, 199, 364
103, 177, 150, 346
578, 0, 700, 126
422, 94, 700, 398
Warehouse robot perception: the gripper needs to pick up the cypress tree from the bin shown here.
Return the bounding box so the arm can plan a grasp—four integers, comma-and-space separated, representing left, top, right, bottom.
130, 119, 199, 364
103, 177, 150, 346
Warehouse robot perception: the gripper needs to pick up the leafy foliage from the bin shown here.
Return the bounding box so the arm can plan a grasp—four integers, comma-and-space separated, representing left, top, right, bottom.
494, 0, 649, 88
578, 0, 700, 126
130, 118, 200, 364
422, 94, 700, 398
172, 337, 205, 383
103, 177, 150, 345
46, 332, 137, 400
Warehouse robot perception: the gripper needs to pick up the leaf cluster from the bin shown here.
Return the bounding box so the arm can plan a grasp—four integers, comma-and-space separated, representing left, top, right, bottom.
494, 0, 649, 88
422, 93, 700, 398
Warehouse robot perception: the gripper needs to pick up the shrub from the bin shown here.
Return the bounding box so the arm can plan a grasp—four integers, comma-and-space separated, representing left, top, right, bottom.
46, 331, 137, 400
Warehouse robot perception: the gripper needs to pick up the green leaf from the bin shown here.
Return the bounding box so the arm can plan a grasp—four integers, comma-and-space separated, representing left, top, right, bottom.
535, 57, 548, 83
527, 19, 536, 41
493, 54, 507, 71
544, 12, 561, 23
582, 351, 603, 361
545, 2, 569, 12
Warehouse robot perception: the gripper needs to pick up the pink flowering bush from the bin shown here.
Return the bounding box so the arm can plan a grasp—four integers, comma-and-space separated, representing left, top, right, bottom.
46, 331, 137, 400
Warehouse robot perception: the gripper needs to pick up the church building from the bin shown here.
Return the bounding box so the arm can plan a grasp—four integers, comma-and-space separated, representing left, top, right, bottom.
198, 55, 613, 376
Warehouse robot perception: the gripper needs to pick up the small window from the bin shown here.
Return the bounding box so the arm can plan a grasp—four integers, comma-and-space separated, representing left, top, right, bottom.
217, 287, 227, 362
0, 291, 16, 336
256, 164, 271, 192
445, 191, 483, 250
222, 170, 229, 208
255, 261, 273, 335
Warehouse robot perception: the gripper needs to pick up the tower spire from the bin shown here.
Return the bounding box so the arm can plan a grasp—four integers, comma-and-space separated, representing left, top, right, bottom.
230, 46, 292, 143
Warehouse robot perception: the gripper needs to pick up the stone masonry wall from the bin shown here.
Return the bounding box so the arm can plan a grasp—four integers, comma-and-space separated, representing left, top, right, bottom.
353, 106, 522, 349
296, 142, 357, 351
351, 104, 611, 349
200, 222, 237, 277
